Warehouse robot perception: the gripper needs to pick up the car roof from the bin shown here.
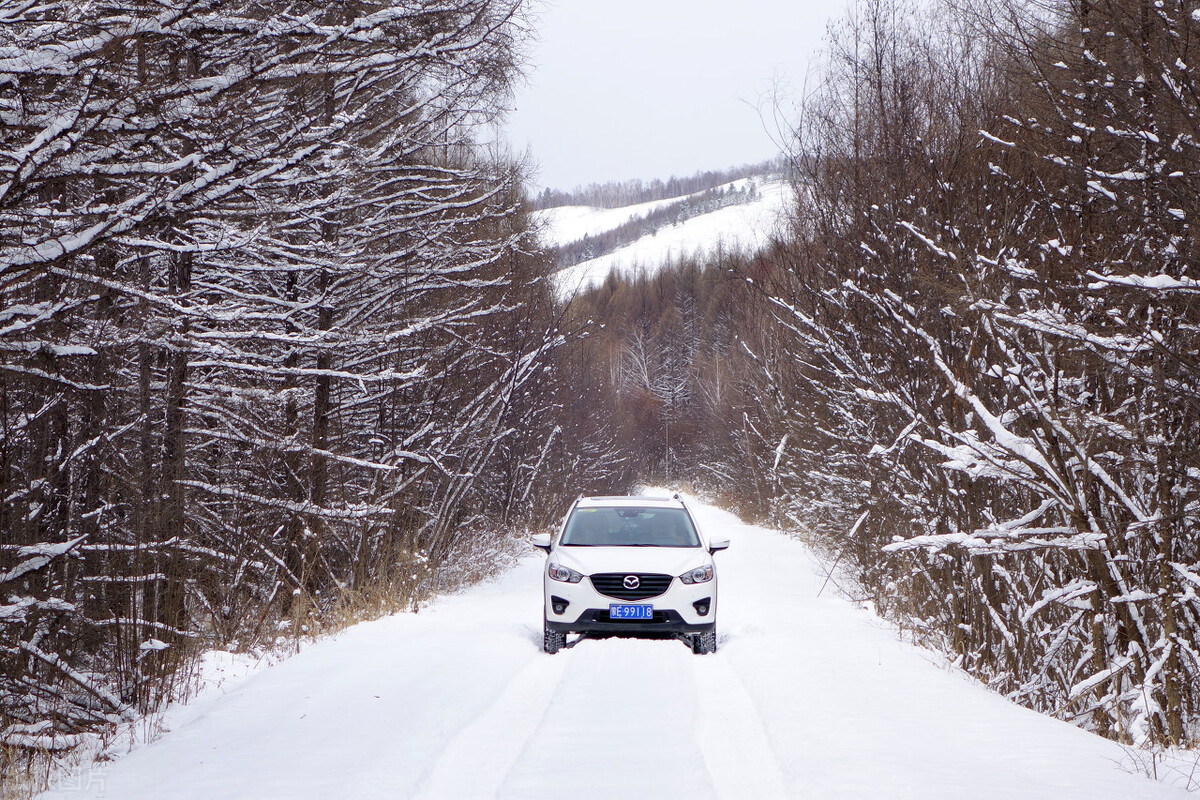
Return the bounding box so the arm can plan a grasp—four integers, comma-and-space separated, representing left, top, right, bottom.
574, 495, 685, 509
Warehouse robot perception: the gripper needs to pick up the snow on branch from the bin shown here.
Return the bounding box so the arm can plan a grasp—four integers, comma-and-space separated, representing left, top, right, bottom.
883, 526, 1104, 556
0, 536, 87, 585
1086, 271, 1200, 294
897, 221, 957, 260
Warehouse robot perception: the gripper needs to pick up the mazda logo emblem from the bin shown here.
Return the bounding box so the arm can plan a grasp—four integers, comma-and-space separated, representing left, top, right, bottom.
623, 575, 640, 589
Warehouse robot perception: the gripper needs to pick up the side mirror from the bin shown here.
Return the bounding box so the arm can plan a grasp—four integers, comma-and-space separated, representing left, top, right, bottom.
709, 537, 730, 554
532, 533, 552, 553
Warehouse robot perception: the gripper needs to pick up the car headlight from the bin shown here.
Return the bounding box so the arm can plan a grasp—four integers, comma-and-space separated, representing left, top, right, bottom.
680, 565, 713, 584
547, 563, 584, 583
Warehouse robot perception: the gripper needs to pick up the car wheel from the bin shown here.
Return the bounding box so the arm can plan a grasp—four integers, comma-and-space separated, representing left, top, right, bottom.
692, 629, 717, 655
544, 620, 567, 654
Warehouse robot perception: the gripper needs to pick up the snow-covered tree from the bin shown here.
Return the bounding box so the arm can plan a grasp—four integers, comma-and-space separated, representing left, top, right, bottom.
753, 0, 1199, 746
0, 0, 566, 775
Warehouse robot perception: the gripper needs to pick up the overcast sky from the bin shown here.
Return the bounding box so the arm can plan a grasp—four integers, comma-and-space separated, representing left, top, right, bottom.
504, 1, 847, 192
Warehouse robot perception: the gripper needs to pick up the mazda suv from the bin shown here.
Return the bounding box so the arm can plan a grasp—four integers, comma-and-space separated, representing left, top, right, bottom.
532, 495, 729, 655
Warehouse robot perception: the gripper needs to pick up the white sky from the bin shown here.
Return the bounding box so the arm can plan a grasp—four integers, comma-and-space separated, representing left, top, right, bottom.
504, 0, 847, 192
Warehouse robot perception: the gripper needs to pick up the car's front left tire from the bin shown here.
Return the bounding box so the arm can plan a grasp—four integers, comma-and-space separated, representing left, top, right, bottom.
544, 620, 567, 654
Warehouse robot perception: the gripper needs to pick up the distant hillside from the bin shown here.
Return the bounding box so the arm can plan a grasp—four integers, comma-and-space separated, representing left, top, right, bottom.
532, 158, 784, 211
536, 170, 795, 298
552, 180, 768, 270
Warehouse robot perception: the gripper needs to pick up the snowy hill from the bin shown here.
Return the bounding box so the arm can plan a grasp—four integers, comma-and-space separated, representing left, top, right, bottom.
40, 497, 1195, 799
537, 177, 795, 297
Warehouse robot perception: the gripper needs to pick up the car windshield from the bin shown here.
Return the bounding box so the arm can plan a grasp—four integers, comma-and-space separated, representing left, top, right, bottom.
560, 507, 700, 547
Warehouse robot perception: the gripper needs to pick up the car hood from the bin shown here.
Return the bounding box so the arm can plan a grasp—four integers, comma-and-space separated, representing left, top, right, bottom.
552, 545, 709, 577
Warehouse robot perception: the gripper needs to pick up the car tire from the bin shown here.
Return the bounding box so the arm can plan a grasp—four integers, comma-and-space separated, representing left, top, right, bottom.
544, 620, 567, 654
692, 629, 717, 655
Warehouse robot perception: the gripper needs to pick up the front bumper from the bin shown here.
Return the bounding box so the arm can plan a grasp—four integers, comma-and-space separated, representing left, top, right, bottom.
544, 571, 717, 634
546, 609, 714, 636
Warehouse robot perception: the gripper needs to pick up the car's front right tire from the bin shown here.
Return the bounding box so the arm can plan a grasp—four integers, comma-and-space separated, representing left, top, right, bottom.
544, 620, 567, 654
692, 628, 717, 655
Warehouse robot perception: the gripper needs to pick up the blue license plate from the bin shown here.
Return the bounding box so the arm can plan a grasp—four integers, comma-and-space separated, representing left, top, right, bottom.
609, 604, 653, 620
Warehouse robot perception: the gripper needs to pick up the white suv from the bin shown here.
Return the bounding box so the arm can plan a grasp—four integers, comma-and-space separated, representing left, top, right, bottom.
532, 495, 729, 655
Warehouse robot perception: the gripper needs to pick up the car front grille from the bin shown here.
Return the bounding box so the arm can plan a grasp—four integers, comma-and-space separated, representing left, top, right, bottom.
590, 572, 673, 600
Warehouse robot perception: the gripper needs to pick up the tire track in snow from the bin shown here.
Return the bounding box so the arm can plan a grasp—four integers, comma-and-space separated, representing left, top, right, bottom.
413, 650, 567, 800
498, 637, 719, 799
694, 651, 791, 799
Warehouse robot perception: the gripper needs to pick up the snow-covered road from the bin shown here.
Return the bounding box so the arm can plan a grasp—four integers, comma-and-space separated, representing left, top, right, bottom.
45, 501, 1192, 799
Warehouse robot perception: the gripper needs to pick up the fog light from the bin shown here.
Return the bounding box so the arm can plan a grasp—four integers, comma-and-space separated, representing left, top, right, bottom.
693, 598, 711, 617
551, 596, 569, 615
